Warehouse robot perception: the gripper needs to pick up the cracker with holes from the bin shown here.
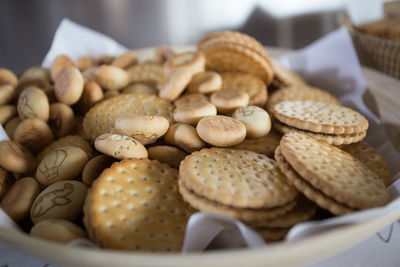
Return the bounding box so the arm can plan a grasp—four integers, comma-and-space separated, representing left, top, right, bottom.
197, 31, 274, 84
266, 86, 340, 113
272, 100, 368, 145
126, 63, 166, 90
229, 129, 282, 157
341, 142, 391, 186
179, 148, 298, 222
200, 43, 273, 84
179, 179, 296, 222
198, 31, 272, 62
83, 159, 194, 252
275, 133, 390, 215
273, 120, 367, 146
270, 59, 309, 88
220, 72, 267, 106
83, 94, 174, 141
248, 196, 316, 228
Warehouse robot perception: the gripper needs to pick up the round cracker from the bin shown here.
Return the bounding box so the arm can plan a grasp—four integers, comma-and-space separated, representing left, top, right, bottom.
83, 94, 174, 141
229, 130, 282, 157
200, 42, 273, 84
341, 142, 391, 186
272, 101, 368, 135
220, 72, 267, 106
198, 31, 266, 52
280, 133, 390, 209
179, 179, 296, 222
248, 196, 316, 228
267, 86, 340, 113
147, 146, 186, 169
197, 31, 272, 67
274, 145, 355, 215
180, 147, 298, 209
83, 159, 193, 252
126, 63, 165, 90
36, 135, 93, 163
270, 59, 309, 88
273, 120, 366, 146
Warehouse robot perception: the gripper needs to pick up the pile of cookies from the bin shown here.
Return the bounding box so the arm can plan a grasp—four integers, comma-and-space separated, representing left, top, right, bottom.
0, 30, 392, 252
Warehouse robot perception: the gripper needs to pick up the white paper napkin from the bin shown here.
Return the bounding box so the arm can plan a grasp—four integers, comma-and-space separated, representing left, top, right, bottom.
42, 18, 128, 68
0, 19, 399, 256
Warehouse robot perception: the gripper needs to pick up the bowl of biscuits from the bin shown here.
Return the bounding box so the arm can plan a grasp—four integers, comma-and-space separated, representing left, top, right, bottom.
0, 25, 399, 267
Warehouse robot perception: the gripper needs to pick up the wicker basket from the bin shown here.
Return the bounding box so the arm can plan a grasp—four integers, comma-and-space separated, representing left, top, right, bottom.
341, 7, 400, 79
384, 1, 400, 19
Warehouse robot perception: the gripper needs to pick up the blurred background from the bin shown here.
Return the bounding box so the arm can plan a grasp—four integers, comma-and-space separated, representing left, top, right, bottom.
0, 0, 390, 73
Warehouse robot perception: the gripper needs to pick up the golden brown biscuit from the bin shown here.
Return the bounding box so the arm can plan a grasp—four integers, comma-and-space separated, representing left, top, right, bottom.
187, 71, 222, 94
36, 135, 93, 163
55, 66, 84, 105
4, 117, 21, 139
48, 103, 75, 138
94, 65, 130, 91
51, 55, 76, 81
266, 86, 340, 113
83, 94, 174, 141
0, 68, 18, 86
111, 51, 137, 69
30, 219, 86, 243
179, 179, 297, 222
14, 118, 54, 153
95, 133, 148, 160
180, 147, 298, 209
164, 51, 205, 76
210, 88, 249, 114
1, 177, 40, 221
159, 69, 192, 101
147, 145, 186, 169
0, 105, 17, 125
30, 180, 88, 224
232, 106, 271, 139
272, 101, 368, 135
196, 115, 246, 147
0, 167, 15, 198
82, 155, 115, 186
76, 56, 96, 71
0, 84, 15, 105
121, 83, 157, 95
279, 133, 390, 210
164, 123, 206, 153
83, 159, 194, 251
154, 45, 175, 63
173, 93, 217, 125
115, 115, 169, 145
17, 87, 49, 121
342, 142, 391, 186
230, 130, 282, 157
36, 146, 88, 186
220, 72, 267, 106
0, 141, 36, 174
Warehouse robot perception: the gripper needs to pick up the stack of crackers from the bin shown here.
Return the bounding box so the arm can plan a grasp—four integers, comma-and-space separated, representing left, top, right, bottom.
0, 30, 391, 252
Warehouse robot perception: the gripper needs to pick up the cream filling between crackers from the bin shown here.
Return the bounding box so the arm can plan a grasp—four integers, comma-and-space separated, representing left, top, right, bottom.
283, 156, 357, 212
277, 121, 362, 137
181, 181, 293, 212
